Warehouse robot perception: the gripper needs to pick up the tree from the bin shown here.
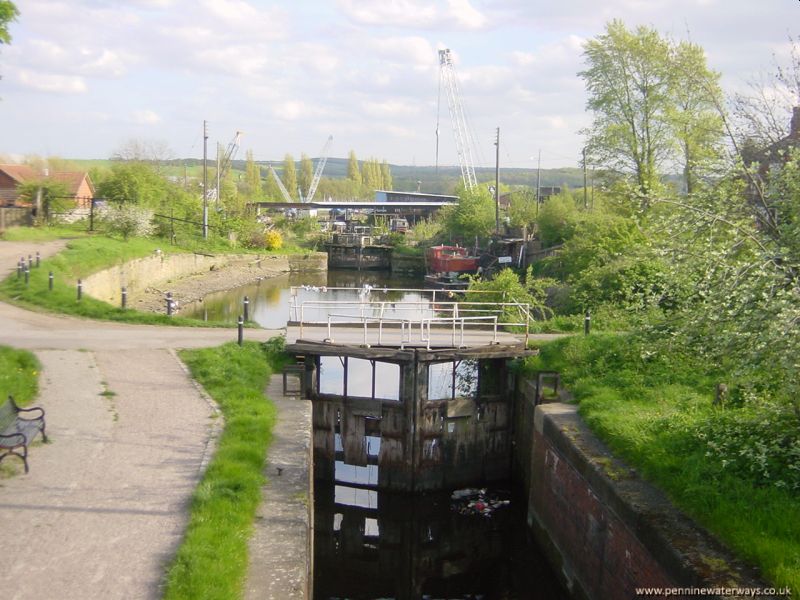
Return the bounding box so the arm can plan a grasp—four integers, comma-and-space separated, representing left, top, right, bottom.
580, 21, 722, 203
16, 179, 70, 220
95, 162, 168, 207
362, 158, 382, 192
242, 150, 263, 202
441, 185, 495, 243
0, 1, 18, 45
298, 153, 313, 199
282, 154, 297, 201
347, 150, 361, 186
381, 160, 393, 190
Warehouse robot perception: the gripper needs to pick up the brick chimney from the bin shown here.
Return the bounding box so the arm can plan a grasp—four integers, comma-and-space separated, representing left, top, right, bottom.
791, 106, 800, 139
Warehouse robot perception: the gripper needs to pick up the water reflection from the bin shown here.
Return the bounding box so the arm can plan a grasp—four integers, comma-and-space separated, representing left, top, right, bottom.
181, 269, 426, 327
314, 481, 570, 600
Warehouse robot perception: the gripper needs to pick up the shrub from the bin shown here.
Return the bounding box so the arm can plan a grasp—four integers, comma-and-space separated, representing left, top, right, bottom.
264, 230, 282, 250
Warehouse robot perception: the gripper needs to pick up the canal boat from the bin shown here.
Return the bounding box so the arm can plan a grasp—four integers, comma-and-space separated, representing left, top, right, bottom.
425, 245, 480, 275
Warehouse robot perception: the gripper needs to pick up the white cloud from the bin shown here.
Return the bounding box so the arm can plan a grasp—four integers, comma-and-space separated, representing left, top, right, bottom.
15, 70, 87, 94
133, 110, 162, 124
362, 99, 421, 118
337, 0, 488, 30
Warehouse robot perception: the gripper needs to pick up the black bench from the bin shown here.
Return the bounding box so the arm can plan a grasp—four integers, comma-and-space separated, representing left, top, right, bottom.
0, 395, 47, 473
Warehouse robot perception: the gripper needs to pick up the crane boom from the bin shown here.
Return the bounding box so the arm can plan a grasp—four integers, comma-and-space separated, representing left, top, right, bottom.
438, 48, 478, 190
267, 164, 293, 203
219, 131, 242, 182
305, 135, 333, 203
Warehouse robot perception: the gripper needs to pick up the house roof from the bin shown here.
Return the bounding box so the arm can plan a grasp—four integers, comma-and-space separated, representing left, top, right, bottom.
50, 171, 95, 196
0, 164, 40, 184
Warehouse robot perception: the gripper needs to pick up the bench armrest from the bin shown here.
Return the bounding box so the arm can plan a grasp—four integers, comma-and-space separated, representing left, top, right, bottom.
15, 405, 45, 421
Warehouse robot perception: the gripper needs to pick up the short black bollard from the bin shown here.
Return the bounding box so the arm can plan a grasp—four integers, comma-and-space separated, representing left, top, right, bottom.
35, 251, 40, 268
24, 267, 29, 286
77, 279, 83, 301
121, 286, 127, 309
584, 309, 591, 335
17, 260, 22, 279
48, 271, 54, 291
28, 255, 32, 270
237, 315, 244, 346
243, 296, 249, 321
166, 292, 173, 316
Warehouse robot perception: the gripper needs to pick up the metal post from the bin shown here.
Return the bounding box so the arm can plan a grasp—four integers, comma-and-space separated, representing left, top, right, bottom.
16, 260, 22, 279
243, 296, 249, 321
77, 279, 82, 301
48, 271, 54, 291
494, 127, 500, 234
35, 251, 40, 268
584, 309, 591, 335
202, 120, 209, 240
237, 315, 244, 346
28, 255, 32, 269
166, 292, 173, 316
24, 267, 29, 285
121, 287, 127, 309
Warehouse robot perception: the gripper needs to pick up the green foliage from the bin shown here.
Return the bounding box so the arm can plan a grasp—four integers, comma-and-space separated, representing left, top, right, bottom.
167, 341, 282, 600
242, 150, 263, 201
381, 160, 393, 190
507, 189, 539, 230
101, 204, 155, 240
16, 179, 72, 218
536, 190, 581, 247
282, 154, 297, 201
0, 346, 39, 406
465, 267, 550, 324
95, 162, 169, 207
441, 185, 496, 243
0, 0, 18, 45
580, 20, 723, 203
347, 150, 361, 186
298, 153, 313, 199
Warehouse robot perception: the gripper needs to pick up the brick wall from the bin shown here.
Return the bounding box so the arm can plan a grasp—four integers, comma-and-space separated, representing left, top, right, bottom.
526, 403, 764, 600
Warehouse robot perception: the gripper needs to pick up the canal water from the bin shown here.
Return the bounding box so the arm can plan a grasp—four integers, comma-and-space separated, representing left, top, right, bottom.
183, 268, 569, 599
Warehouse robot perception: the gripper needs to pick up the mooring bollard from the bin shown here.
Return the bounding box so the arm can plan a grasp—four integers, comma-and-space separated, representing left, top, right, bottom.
237, 315, 244, 346
77, 279, 83, 301
35, 251, 40, 268
24, 267, 29, 286
166, 292, 173, 316
584, 309, 591, 335
48, 271, 54, 291
121, 286, 127, 309
243, 296, 249, 321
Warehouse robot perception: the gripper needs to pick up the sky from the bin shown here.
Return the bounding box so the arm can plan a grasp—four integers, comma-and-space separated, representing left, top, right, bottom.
0, 0, 797, 171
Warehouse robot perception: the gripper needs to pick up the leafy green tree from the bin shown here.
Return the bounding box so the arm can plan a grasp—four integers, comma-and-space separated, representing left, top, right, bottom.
362, 158, 382, 192
242, 150, 263, 201
580, 21, 722, 204
16, 179, 71, 220
508, 189, 539, 230
0, 0, 18, 45
381, 160, 393, 190
668, 40, 725, 194
441, 185, 495, 243
282, 154, 297, 201
95, 162, 168, 207
298, 153, 313, 199
536, 191, 581, 247
347, 150, 361, 185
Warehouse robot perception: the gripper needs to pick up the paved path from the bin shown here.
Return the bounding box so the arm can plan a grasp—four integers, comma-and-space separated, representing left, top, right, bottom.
0, 240, 283, 600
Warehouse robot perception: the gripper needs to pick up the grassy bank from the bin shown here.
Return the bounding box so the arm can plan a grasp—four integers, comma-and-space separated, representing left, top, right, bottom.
0, 346, 40, 406
164, 340, 286, 600
522, 334, 800, 590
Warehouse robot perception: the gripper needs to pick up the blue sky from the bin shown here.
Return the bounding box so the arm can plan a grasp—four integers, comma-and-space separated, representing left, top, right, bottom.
0, 0, 797, 170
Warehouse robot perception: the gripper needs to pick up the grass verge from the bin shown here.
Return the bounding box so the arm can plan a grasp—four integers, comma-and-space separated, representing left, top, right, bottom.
0, 224, 88, 242
522, 333, 800, 591
0, 235, 227, 326
164, 339, 287, 600
0, 345, 40, 406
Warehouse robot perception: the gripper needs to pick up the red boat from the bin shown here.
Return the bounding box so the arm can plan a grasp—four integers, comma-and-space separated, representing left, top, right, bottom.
425, 245, 480, 274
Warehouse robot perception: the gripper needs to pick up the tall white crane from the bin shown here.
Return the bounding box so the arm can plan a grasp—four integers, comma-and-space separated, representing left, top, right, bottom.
438, 48, 478, 190
267, 164, 293, 203
302, 135, 333, 203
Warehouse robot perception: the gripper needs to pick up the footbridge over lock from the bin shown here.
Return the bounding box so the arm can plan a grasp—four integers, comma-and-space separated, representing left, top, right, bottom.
285, 286, 537, 493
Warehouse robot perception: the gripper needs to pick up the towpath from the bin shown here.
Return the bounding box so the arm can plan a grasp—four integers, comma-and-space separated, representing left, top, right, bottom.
0, 240, 283, 600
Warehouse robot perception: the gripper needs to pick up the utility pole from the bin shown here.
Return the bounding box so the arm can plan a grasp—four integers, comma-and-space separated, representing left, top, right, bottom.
202, 120, 208, 240
536, 149, 542, 206
216, 142, 221, 210
582, 146, 588, 209
494, 127, 500, 234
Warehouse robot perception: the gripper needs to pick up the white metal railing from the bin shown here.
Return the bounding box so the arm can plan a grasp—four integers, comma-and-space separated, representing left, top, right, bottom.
288, 286, 531, 347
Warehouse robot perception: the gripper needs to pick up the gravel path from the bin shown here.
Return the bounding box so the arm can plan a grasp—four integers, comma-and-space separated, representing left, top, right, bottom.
0, 239, 282, 600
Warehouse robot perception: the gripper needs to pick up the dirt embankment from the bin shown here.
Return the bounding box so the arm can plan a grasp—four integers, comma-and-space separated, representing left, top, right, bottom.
128, 257, 290, 313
